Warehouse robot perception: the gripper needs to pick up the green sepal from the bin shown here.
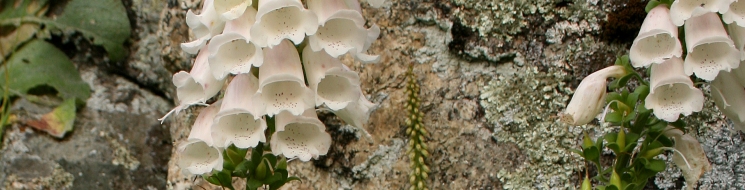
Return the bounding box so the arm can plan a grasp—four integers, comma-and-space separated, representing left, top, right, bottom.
256, 158, 268, 180
582, 146, 600, 163
226, 145, 248, 166
645, 0, 662, 12
609, 74, 635, 90
263, 154, 278, 169
265, 169, 288, 186
276, 157, 288, 170
246, 178, 263, 190
605, 111, 624, 123
233, 159, 251, 178
250, 143, 265, 173
205, 171, 235, 190
644, 159, 667, 172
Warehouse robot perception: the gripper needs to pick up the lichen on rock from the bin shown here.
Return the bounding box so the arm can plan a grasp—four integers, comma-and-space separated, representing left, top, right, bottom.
480, 66, 585, 189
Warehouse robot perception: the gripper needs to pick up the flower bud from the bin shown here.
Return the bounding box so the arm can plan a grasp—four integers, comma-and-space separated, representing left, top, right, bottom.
561, 65, 627, 126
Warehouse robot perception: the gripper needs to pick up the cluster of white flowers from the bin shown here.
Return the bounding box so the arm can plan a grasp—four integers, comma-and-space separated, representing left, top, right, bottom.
162, 0, 384, 176
629, 1, 745, 129
565, 1, 745, 129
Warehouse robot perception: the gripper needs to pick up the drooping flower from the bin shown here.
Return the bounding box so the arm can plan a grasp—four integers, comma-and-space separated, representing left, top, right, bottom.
250, 0, 318, 47
662, 126, 711, 190
629, 5, 682, 68
683, 12, 740, 81
307, 0, 379, 60
178, 101, 224, 175
181, 0, 226, 54
208, 6, 263, 80
728, 23, 745, 61
213, 0, 252, 20
645, 57, 704, 122
711, 70, 745, 131
212, 74, 267, 148
302, 46, 362, 110
254, 40, 314, 116
160, 46, 225, 122
669, 0, 733, 26
561, 65, 628, 126
333, 93, 376, 130
270, 109, 332, 162
722, 0, 745, 27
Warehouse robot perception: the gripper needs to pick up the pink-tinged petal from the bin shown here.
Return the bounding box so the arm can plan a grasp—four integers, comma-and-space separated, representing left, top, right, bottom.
160, 47, 225, 122
333, 94, 376, 130
683, 12, 740, 80
177, 101, 224, 175
561, 65, 627, 126
645, 58, 704, 122
302, 46, 362, 110
250, 0, 318, 47
728, 24, 745, 61
711, 70, 745, 132
670, 0, 733, 26
212, 74, 267, 148
630, 5, 682, 68
214, 0, 252, 20
662, 126, 711, 189
723, 0, 745, 27
255, 40, 315, 116
181, 0, 226, 54
271, 110, 332, 162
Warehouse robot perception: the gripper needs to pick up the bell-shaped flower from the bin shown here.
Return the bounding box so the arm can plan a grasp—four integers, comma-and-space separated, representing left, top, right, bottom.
561, 65, 627, 126
255, 40, 315, 116
307, 0, 378, 59
723, 0, 745, 27
160, 46, 225, 122
629, 5, 682, 68
662, 126, 712, 189
333, 93, 376, 130
645, 57, 704, 122
270, 109, 332, 162
302, 46, 362, 110
212, 74, 268, 148
250, 0, 318, 47
181, 0, 226, 54
178, 101, 224, 175
728, 24, 745, 61
711, 70, 745, 131
213, 0, 252, 20
669, 0, 733, 26
683, 12, 740, 81
208, 7, 263, 80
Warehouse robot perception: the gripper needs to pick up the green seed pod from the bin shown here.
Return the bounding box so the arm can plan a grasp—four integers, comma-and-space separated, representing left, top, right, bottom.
617, 129, 626, 152
582, 132, 593, 149
581, 175, 591, 190
610, 169, 621, 188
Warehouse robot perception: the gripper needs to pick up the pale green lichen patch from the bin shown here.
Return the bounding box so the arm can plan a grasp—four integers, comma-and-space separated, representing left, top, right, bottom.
480, 66, 585, 189
450, 0, 604, 42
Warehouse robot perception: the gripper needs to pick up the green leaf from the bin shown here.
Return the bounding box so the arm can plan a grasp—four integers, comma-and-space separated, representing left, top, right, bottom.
276, 157, 287, 170
605, 111, 624, 123
41, 0, 131, 61
286, 176, 302, 183
256, 159, 268, 180
265, 169, 288, 185
263, 153, 278, 168
645, 159, 666, 172
0, 40, 90, 103
226, 145, 248, 166
205, 171, 235, 190
645, 0, 662, 12
583, 147, 600, 162
609, 74, 634, 90
233, 159, 251, 178
246, 178, 263, 190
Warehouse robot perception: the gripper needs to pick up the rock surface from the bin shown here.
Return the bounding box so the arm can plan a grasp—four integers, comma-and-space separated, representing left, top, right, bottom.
1, 0, 743, 190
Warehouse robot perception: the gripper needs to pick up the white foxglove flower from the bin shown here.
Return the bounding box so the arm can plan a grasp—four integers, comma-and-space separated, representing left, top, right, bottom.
561, 65, 627, 126
255, 40, 314, 116
160, 46, 225, 122
723, 0, 745, 27
182, 0, 226, 54
662, 126, 711, 190
728, 24, 745, 61
683, 12, 740, 81
302, 46, 362, 110
212, 74, 267, 148
270, 109, 332, 162
711, 70, 745, 131
645, 57, 704, 122
178, 101, 224, 175
214, 0, 252, 20
307, 0, 375, 58
333, 93, 376, 130
208, 7, 263, 80
629, 5, 682, 68
250, 0, 318, 47
669, 0, 733, 26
